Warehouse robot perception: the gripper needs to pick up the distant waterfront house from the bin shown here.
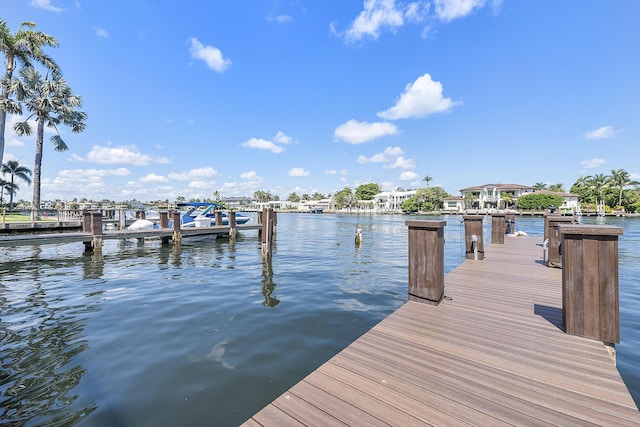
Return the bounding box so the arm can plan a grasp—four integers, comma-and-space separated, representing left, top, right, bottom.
222, 196, 254, 210
297, 198, 335, 213
443, 196, 465, 213
373, 190, 417, 212
459, 183, 535, 209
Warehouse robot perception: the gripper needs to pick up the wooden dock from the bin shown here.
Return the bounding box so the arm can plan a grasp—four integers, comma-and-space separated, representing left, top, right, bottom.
243, 235, 640, 426
0, 224, 262, 247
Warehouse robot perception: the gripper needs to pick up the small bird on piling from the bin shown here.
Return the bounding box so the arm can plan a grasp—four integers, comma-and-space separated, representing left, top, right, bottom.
355, 228, 362, 246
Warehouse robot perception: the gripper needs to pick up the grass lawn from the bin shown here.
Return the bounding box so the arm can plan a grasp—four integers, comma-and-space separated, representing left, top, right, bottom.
1, 213, 60, 223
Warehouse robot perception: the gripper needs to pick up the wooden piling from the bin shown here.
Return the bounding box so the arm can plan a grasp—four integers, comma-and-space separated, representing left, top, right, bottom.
491, 213, 505, 244
159, 211, 170, 244
228, 211, 237, 237
83, 212, 103, 253
560, 224, 623, 344
215, 211, 223, 227
406, 220, 446, 305
463, 215, 484, 260
261, 208, 274, 258
546, 216, 575, 268
171, 211, 182, 243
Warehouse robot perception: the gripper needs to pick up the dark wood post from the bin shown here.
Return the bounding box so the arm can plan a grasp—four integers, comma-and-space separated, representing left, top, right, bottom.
543, 213, 561, 242
491, 213, 505, 244
215, 211, 223, 227
559, 224, 623, 344
83, 212, 103, 253
546, 216, 575, 268
158, 211, 170, 244
82, 211, 91, 232
159, 211, 169, 229
261, 208, 273, 258
228, 211, 237, 237
406, 220, 446, 305
463, 215, 484, 260
171, 211, 182, 242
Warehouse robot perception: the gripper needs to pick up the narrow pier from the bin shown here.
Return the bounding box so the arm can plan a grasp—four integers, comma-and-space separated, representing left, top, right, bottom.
243, 234, 640, 425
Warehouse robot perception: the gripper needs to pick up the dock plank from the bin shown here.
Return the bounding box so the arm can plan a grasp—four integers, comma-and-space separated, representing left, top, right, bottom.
243, 236, 640, 426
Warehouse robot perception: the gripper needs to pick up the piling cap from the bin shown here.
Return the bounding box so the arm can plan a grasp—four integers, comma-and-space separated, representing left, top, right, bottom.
558, 224, 623, 236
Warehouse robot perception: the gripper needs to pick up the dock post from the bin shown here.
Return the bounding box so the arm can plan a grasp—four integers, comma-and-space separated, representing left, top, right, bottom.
559, 224, 623, 345
546, 216, 575, 268
272, 210, 277, 235
118, 208, 126, 230
159, 211, 169, 229
491, 213, 505, 244
82, 211, 91, 232
261, 208, 274, 258
83, 212, 103, 253
463, 215, 484, 260
406, 220, 446, 305
543, 213, 561, 242
159, 211, 170, 244
171, 211, 182, 243
228, 211, 237, 237
215, 211, 223, 227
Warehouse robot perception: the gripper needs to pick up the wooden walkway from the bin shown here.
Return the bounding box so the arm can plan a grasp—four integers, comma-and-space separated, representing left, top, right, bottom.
243, 236, 640, 426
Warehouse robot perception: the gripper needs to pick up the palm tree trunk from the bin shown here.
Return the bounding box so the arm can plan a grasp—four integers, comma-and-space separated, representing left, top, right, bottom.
32, 118, 45, 219
9, 175, 15, 210
0, 111, 6, 169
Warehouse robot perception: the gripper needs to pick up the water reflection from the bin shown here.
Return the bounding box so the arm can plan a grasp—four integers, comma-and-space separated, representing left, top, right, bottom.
82, 252, 105, 279
261, 258, 279, 308
0, 267, 98, 424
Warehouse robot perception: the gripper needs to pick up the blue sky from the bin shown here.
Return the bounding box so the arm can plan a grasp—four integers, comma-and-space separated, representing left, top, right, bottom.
2, 0, 639, 202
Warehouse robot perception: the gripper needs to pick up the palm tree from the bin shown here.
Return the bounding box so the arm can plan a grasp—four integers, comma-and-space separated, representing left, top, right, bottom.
0, 19, 59, 168
587, 173, 610, 206
1, 159, 31, 210
9, 67, 86, 218
0, 177, 18, 206
548, 183, 565, 193
422, 175, 433, 188
610, 168, 639, 207
533, 182, 547, 190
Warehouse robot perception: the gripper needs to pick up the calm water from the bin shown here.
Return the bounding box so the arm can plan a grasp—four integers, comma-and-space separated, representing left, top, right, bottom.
1, 214, 639, 426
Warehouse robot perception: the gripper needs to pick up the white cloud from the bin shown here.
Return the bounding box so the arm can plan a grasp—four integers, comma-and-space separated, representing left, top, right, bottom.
334, 120, 398, 144
358, 146, 404, 163
45, 168, 131, 191
399, 170, 419, 180
79, 144, 170, 166
385, 156, 416, 170
405, 1, 431, 22
289, 167, 310, 177
95, 28, 109, 38
168, 167, 219, 181
189, 37, 232, 73
345, 0, 405, 42
378, 73, 456, 119
139, 173, 169, 183
30, 0, 63, 12
273, 131, 294, 144
241, 137, 284, 153
240, 171, 262, 180
580, 158, 606, 169
584, 126, 616, 140
275, 15, 292, 23
434, 0, 485, 23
